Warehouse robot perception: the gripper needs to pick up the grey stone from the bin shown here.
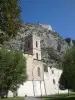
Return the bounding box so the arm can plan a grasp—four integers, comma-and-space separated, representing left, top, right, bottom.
3, 23, 73, 69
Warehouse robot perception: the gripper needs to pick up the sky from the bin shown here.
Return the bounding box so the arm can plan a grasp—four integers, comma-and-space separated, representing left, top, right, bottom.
20, 0, 75, 39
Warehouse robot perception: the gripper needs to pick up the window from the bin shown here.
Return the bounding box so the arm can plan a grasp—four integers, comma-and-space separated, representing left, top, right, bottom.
28, 41, 30, 48
38, 67, 40, 76
44, 65, 48, 72
52, 70, 54, 74
53, 79, 55, 84
50, 66, 52, 69
36, 53, 38, 59
36, 41, 38, 47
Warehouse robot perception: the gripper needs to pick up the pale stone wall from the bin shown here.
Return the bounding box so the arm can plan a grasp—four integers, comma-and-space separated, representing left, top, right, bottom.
8, 67, 68, 97
18, 81, 34, 96
32, 35, 41, 60
23, 54, 44, 81
8, 91, 13, 97
40, 24, 52, 31
43, 67, 68, 95
24, 54, 33, 80
32, 60, 44, 81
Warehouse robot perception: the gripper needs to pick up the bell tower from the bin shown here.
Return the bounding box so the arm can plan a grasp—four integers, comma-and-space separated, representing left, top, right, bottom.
24, 34, 44, 81
24, 34, 41, 60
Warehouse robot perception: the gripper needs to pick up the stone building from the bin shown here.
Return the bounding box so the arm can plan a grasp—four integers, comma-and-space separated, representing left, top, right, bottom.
8, 34, 68, 97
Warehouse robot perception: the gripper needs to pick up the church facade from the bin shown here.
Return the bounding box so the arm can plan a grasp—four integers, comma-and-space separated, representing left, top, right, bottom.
8, 34, 68, 97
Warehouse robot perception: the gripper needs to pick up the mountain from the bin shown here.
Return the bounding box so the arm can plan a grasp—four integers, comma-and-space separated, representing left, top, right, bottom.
3, 23, 72, 69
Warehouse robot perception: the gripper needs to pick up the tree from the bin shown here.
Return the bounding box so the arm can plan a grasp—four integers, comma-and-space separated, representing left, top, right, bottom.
65, 38, 71, 45
0, 48, 27, 98
0, 0, 22, 44
72, 40, 75, 46
59, 47, 75, 95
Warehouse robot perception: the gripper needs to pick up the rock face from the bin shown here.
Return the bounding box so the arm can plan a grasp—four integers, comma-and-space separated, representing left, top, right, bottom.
2, 23, 74, 96
3, 23, 71, 69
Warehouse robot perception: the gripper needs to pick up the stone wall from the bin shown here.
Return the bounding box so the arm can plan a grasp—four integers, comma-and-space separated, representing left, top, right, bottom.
8, 67, 68, 97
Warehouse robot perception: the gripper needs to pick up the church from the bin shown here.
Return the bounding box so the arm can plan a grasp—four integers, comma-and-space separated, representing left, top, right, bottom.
8, 34, 68, 97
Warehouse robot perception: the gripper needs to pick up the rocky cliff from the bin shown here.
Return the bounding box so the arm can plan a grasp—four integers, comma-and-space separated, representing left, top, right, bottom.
3, 23, 72, 70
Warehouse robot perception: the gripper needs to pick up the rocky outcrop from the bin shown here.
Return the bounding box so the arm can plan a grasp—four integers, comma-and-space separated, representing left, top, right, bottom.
3, 23, 72, 69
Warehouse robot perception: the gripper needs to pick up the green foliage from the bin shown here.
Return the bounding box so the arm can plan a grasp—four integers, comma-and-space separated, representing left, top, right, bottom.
0, 0, 22, 44
45, 97, 75, 100
59, 47, 75, 91
72, 40, 75, 46
0, 48, 27, 97
65, 38, 71, 45
0, 97, 24, 100
55, 32, 62, 39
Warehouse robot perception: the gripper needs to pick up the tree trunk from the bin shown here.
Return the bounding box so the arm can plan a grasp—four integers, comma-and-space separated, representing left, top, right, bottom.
0, 87, 8, 98
68, 89, 69, 96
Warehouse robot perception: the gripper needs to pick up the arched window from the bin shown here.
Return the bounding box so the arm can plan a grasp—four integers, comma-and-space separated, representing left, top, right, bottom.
36, 41, 38, 47
52, 70, 54, 74
38, 67, 40, 76
50, 66, 52, 69
28, 41, 30, 48
36, 53, 38, 59
44, 65, 48, 72
53, 79, 55, 84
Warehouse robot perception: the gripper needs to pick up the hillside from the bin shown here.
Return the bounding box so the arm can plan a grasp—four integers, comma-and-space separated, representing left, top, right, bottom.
3, 23, 71, 70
